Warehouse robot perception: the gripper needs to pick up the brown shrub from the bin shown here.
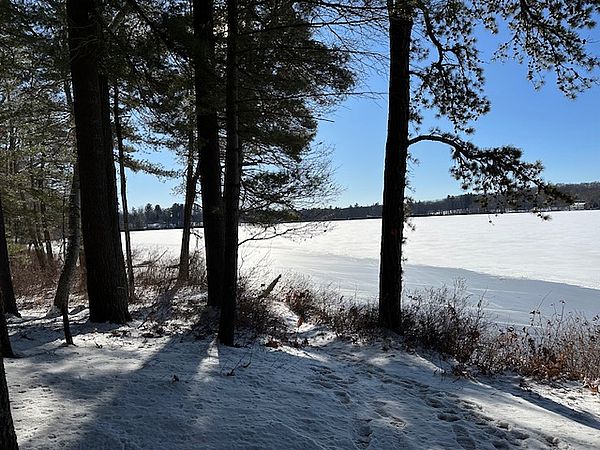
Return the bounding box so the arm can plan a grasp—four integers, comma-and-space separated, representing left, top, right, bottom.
401, 281, 488, 363
281, 277, 379, 338
474, 306, 600, 387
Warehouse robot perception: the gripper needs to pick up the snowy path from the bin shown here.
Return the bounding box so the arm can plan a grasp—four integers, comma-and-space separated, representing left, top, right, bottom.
6, 309, 600, 449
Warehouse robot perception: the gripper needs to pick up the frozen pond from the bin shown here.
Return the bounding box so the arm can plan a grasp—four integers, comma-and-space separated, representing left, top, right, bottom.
129, 210, 600, 325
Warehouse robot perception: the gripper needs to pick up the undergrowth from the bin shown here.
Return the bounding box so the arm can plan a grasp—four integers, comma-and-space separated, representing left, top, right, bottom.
281, 277, 379, 339
278, 277, 600, 389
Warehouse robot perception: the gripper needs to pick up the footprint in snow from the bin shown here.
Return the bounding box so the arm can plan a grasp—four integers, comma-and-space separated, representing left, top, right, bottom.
333, 389, 351, 404
353, 417, 373, 449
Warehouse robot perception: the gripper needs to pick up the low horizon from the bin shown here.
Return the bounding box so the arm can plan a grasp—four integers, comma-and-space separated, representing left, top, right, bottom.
123, 178, 600, 211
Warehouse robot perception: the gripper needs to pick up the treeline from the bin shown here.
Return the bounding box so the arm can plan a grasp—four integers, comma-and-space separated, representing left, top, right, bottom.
122, 204, 203, 230
292, 182, 600, 222
409, 182, 600, 217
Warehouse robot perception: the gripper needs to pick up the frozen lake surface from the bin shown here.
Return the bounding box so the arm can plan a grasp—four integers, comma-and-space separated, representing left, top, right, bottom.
129, 210, 600, 325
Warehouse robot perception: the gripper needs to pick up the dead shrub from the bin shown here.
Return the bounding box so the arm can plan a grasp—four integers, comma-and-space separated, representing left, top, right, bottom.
134, 250, 206, 294
400, 282, 600, 388
281, 277, 379, 338
474, 305, 600, 387
401, 280, 488, 363
9, 246, 86, 306
236, 275, 287, 340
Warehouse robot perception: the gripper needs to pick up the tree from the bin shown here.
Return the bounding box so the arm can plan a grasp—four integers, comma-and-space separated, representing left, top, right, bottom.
66, 0, 130, 323
192, 0, 226, 307
0, 191, 18, 318
0, 1, 73, 272
113, 84, 136, 300
52, 162, 79, 346
0, 357, 18, 449
377, 0, 599, 330
219, 0, 240, 346
0, 190, 17, 358
214, 0, 356, 343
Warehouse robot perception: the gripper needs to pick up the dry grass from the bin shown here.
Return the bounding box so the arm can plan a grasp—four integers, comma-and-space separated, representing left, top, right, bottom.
280, 277, 379, 339
475, 305, 600, 388
8, 245, 599, 389
401, 281, 488, 364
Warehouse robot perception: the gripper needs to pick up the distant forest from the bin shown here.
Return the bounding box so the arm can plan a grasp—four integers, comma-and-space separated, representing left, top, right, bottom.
299, 182, 600, 221
124, 182, 600, 230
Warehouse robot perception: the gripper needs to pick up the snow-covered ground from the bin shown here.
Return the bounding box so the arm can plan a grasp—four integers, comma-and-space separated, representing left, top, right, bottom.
7, 211, 600, 449
6, 298, 600, 450
129, 210, 600, 325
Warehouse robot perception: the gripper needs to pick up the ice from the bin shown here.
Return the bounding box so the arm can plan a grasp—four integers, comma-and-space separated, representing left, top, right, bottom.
129, 210, 600, 325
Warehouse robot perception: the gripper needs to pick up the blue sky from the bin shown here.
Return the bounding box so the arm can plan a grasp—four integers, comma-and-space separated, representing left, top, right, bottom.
125, 26, 600, 209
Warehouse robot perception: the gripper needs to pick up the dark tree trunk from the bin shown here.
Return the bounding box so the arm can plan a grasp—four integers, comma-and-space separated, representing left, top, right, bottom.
379, 12, 412, 331
0, 192, 18, 318
53, 163, 80, 346
66, 0, 130, 323
193, 0, 225, 308
0, 357, 18, 449
113, 83, 135, 300
178, 128, 200, 283
38, 164, 54, 262
219, 0, 240, 346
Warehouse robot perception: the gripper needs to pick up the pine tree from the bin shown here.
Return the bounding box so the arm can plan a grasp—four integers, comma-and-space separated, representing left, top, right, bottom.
376, 0, 598, 330
0, 357, 18, 449
66, 0, 130, 323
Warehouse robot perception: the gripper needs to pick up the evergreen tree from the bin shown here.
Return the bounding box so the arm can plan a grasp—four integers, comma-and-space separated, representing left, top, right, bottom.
66, 0, 130, 323
0, 358, 18, 449
375, 0, 598, 330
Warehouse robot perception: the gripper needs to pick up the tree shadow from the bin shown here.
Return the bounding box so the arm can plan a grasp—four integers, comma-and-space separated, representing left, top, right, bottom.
491, 377, 600, 431
6, 316, 600, 449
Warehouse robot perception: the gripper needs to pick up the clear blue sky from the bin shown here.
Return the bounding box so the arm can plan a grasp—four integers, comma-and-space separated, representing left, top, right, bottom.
125, 26, 600, 209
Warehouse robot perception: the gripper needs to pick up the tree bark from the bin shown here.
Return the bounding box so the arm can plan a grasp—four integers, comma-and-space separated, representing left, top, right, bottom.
178, 127, 200, 283
0, 191, 19, 318
0, 357, 18, 449
379, 11, 412, 331
66, 0, 130, 323
113, 83, 135, 300
53, 163, 80, 346
38, 160, 54, 262
219, 0, 240, 346
193, 0, 225, 308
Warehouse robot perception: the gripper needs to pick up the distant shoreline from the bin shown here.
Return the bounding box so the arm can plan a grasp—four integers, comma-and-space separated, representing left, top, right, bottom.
125, 208, 598, 231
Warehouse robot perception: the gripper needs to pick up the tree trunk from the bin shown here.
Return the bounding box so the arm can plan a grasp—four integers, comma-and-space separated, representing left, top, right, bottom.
219, 0, 240, 346
38, 162, 54, 262
0, 357, 18, 449
178, 127, 200, 283
0, 192, 19, 318
193, 0, 225, 308
53, 163, 80, 346
66, 0, 130, 323
113, 83, 135, 300
379, 11, 412, 331
28, 160, 47, 269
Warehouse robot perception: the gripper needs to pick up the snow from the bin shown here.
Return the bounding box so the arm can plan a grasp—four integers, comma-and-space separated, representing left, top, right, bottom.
6, 210, 599, 449
129, 210, 600, 325
6, 299, 600, 449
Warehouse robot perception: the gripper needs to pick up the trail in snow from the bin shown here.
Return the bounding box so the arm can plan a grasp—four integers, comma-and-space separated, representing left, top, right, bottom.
5, 300, 600, 450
